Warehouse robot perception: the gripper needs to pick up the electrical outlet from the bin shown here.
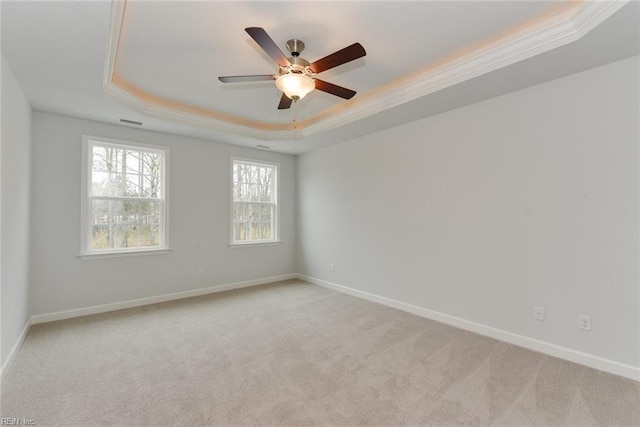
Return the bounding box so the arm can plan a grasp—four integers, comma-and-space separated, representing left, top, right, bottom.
198, 268, 205, 277
579, 315, 591, 331
330, 264, 335, 273
534, 306, 544, 321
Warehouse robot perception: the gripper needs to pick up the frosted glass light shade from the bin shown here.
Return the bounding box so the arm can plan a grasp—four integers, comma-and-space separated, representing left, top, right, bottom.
275, 73, 315, 100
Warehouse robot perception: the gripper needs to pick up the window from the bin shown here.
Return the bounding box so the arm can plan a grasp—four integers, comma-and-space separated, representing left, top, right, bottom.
81, 136, 169, 257
231, 158, 278, 245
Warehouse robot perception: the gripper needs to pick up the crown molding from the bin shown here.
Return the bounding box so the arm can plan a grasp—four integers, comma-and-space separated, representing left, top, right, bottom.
299, 0, 629, 137
104, 0, 628, 141
571, 0, 630, 37
103, 0, 125, 91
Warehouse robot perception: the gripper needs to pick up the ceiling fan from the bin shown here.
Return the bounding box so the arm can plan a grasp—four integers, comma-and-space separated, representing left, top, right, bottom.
218, 27, 366, 110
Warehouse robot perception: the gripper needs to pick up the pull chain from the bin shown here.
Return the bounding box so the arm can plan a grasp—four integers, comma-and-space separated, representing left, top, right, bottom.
292, 110, 298, 130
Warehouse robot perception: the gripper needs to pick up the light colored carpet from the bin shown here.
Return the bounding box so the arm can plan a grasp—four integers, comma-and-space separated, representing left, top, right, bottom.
1, 279, 639, 426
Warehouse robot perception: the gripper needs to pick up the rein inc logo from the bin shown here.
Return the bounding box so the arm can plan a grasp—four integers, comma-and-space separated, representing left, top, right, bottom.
1, 419, 35, 426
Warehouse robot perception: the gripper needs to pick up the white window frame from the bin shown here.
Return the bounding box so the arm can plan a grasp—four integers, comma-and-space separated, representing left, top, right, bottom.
230, 157, 280, 247
80, 135, 170, 259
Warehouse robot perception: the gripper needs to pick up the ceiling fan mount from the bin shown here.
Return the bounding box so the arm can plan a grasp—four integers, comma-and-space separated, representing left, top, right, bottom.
218, 28, 366, 110
285, 39, 305, 57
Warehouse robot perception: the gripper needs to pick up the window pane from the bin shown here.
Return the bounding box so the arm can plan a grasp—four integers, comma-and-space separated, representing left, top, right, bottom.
122, 200, 140, 223
138, 224, 160, 246
92, 146, 108, 172
91, 171, 119, 197
259, 204, 274, 240
123, 174, 140, 198
126, 151, 141, 174
142, 152, 162, 198
142, 172, 161, 198
91, 225, 110, 250
91, 199, 111, 225
140, 200, 161, 224
233, 203, 248, 241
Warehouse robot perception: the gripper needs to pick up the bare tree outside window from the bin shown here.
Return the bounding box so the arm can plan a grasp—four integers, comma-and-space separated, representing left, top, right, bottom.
232, 159, 278, 243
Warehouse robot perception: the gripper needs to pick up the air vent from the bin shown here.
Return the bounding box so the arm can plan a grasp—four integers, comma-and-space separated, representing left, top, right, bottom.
119, 118, 143, 126
256, 144, 271, 149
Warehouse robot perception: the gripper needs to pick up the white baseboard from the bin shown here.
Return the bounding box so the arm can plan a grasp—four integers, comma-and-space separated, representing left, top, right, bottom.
0, 319, 32, 385
297, 274, 640, 382
31, 273, 297, 325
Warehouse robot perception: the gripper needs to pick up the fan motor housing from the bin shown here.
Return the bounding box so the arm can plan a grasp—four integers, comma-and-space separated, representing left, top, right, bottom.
281, 56, 310, 74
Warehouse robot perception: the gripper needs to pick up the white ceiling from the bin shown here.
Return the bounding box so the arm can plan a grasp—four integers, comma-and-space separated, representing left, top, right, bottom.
2, 1, 639, 154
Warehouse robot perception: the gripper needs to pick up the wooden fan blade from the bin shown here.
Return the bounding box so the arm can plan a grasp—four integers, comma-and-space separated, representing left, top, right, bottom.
218, 75, 276, 83
309, 43, 366, 74
278, 93, 293, 110
314, 79, 356, 100
245, 27, 291, 68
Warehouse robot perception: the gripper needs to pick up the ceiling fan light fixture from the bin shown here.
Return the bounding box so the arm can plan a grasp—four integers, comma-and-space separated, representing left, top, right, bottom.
276, 73, 315, 101
219, 28, 365, 109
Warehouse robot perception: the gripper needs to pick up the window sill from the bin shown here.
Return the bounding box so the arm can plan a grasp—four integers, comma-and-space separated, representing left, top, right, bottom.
79, 248, 172, 260
229, 241, 281, 248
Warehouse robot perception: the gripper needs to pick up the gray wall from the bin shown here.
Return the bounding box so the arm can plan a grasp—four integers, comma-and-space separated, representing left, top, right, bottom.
297, 56, 640, 368
30, 112, 296, 315
1, 55, 32, 370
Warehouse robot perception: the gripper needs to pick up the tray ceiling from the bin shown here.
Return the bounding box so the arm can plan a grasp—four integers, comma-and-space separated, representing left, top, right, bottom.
2, 1, 638, 154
